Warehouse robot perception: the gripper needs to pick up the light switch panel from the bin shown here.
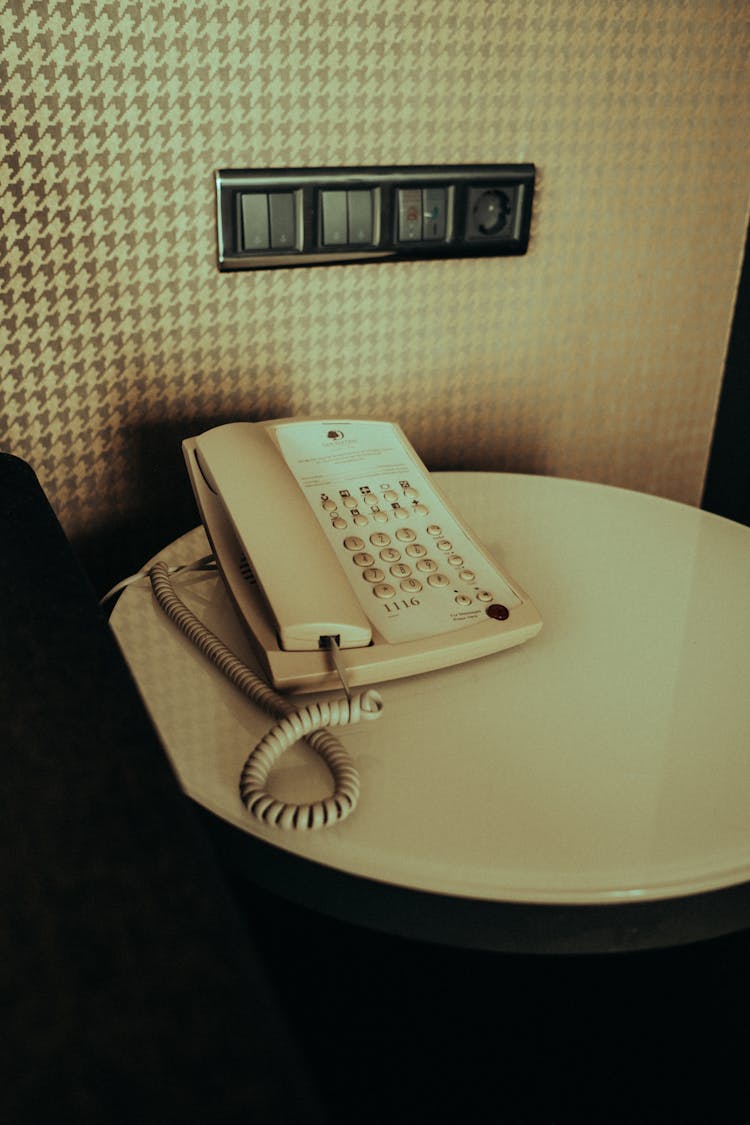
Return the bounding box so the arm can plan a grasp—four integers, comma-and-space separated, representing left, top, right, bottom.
217, 165, 534, 270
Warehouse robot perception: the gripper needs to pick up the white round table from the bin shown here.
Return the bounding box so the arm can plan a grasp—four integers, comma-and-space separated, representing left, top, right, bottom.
110, 474, 750, 952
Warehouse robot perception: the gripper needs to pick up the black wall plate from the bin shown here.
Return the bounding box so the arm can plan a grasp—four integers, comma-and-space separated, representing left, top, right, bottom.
216, 164, 535, 271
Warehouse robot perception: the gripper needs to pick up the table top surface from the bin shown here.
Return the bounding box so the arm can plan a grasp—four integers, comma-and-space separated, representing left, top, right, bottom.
111, 473, 750, 910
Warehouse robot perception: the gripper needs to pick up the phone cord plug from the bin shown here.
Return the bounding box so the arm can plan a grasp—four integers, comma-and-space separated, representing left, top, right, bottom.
148, 561, 383, 831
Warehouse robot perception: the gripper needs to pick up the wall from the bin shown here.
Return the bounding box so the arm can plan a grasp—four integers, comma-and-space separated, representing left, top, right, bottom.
2, 1, 749, 590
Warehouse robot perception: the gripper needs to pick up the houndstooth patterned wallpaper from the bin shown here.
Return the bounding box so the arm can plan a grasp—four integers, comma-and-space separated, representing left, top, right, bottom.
2, 1, 749, 588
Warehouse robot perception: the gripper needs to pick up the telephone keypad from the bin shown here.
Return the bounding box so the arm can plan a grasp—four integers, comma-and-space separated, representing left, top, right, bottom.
269, 418, 526, 648
340, 497, 500, 610
308, 463, 516, 635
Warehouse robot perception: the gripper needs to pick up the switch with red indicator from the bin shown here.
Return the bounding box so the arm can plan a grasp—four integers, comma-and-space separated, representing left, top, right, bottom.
398, 189, 423, 241
397, 187, 447, 242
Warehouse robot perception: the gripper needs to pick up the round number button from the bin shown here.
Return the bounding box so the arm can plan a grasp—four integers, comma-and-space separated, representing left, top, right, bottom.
370, 532, 391, 547
353, 552, 374, 567
363, 567, 385, 583
401, 578, 423, 593
344, 536, 365, 551
395, 527, 417, 542
427, 573, 450, 587
373, 583, 396, 599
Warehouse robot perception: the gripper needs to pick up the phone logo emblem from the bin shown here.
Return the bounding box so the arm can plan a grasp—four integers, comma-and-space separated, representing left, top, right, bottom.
327, 429, 345, 441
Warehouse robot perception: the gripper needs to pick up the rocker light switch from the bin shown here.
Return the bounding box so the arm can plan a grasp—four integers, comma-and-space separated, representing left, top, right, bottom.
347, 191, 372, 244
268, 193, 296, 250
321, 191, 348, 245
240, 194, 270, 251
423, 188, 447, 240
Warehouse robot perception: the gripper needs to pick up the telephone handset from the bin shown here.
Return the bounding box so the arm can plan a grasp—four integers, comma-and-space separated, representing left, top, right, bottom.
183, 418, 542, 694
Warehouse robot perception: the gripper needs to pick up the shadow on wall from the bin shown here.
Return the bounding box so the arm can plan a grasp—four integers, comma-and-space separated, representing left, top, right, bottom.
76, 404, 549, 599
74, 408, 282, 597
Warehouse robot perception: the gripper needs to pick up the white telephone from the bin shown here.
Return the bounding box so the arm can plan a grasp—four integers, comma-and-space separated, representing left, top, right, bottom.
182, 417, 542, 691
151, 418, 542, 831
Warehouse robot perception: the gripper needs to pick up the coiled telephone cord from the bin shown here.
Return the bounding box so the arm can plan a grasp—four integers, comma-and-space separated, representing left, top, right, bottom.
148, 561, 383, 830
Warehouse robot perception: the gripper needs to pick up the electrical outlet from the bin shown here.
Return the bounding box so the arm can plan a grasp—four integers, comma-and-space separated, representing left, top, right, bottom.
465, 186, 517, 240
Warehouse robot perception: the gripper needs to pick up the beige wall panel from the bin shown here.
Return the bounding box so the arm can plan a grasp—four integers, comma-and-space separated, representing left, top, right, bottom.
2, 1, 749, 580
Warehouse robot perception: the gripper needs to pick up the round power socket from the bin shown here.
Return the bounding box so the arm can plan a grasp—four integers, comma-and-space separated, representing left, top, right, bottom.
466, 187, 513, 239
